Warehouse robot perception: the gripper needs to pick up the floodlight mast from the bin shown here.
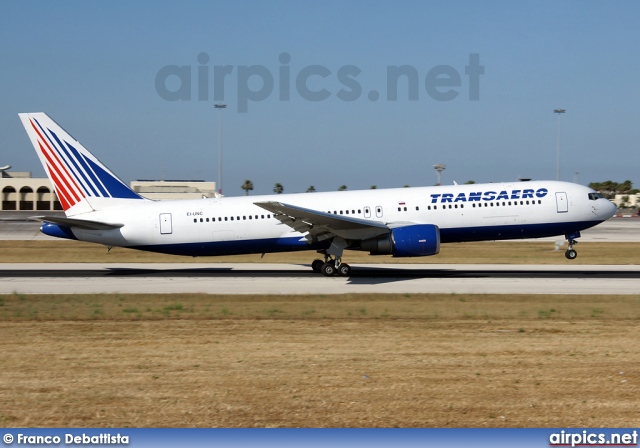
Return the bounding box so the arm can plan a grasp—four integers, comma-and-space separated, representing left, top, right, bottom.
433, 164, 446, 186
215, 104, 227, 195
554, 108, 566, 181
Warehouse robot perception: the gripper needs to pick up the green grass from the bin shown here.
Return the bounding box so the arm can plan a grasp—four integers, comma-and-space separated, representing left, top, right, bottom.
0, 292, 638, 322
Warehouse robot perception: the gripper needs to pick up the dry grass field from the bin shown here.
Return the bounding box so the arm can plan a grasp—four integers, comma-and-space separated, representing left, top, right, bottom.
1, 240, 638, 427
1, 240, 640, 264
1, 293, 640, 428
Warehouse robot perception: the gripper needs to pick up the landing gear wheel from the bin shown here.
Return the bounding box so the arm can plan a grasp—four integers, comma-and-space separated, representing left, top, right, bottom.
565, 249, 577, 260
321, 262, 336, 277
337, 263, 351, 276
311, 259, 324, 273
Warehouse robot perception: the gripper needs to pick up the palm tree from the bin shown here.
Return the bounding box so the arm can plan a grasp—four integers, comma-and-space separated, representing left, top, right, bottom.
241, 180, 254, 196
338, 185, 347, 191
306, 185, 316, 193
273, 183, 284, 194
619, 180, 633, 193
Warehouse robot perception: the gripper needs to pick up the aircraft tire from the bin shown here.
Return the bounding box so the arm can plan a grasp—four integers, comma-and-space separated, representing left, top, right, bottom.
311, 259, 324, 273
321, 262, 336, 277
337, 263, 351, 276
565, 249, 577, 260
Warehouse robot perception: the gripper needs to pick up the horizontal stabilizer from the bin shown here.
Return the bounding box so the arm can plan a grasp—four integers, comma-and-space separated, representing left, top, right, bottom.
32, 215, 124, 230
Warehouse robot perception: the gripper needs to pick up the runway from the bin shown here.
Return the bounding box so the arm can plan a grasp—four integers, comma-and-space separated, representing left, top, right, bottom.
2, 263, 638, 295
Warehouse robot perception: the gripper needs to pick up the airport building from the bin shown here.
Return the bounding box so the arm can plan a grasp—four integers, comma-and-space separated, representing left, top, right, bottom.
130, 180, 216, 200
1, 168, 216, 211
613, 193, 640, 209
1, 170, 60, 211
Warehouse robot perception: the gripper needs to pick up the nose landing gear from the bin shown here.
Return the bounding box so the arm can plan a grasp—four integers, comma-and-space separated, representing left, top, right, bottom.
564, 231, 581, 260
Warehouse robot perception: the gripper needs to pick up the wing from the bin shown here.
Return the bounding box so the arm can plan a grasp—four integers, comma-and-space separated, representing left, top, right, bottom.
254, 201, 390, 243
32, 216, 124, 230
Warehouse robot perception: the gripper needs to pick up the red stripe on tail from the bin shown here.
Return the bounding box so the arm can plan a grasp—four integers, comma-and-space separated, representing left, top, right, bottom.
30, 119, 84, 204
38, 141, 78, 209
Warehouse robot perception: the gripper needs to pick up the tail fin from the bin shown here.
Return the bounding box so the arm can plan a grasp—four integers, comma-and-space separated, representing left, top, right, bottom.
19, 113, 143, 214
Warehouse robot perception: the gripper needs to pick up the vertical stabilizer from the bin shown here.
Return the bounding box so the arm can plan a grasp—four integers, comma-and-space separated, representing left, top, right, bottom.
19, 113, 143, 215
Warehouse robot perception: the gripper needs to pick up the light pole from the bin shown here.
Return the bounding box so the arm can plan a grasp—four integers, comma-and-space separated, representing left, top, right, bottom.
554, 108, 565, 181
215, 103, 227, 194
433, 164, 446, 186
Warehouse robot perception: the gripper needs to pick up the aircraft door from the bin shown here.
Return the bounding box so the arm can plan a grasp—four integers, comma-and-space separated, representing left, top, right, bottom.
375, 206, 383, 218
555, 192, 568, 213
159, 213, 173, 234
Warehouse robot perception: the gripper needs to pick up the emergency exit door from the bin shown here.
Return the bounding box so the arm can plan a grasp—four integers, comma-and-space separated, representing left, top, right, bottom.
159, 213, 173, 234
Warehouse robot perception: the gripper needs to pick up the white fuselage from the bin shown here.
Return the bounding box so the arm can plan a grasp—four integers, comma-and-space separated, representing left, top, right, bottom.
66, 180, 616, 257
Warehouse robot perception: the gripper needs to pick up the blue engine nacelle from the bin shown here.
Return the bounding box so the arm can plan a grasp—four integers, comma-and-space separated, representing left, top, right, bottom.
360, 224, 440, 257
40, 222, 78, 240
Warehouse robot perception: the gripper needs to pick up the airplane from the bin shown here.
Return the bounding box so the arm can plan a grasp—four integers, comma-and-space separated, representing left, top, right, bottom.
19, 112, 617, 276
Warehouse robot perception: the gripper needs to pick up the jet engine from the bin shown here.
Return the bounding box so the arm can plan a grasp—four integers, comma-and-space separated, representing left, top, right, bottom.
360, 224, 440, 257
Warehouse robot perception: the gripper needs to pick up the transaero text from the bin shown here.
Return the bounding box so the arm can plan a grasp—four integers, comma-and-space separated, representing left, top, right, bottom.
15, 433, 129, 445
430, 188, 548, 203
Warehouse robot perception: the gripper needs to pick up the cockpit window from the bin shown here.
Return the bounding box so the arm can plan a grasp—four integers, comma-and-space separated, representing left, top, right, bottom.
588, 192, 605, 200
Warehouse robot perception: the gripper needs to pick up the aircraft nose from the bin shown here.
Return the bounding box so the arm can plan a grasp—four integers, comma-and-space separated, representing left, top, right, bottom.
602, 199, 617, 218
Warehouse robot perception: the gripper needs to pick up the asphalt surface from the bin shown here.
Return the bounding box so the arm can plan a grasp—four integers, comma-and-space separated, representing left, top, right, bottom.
1, 263, 638, 295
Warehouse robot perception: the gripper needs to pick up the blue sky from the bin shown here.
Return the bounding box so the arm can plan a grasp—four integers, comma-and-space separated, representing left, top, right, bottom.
2, 1, 639, 195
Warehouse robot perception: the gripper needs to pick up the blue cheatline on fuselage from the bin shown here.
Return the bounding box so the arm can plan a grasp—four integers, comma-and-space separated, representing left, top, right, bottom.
120, 220, 605, 257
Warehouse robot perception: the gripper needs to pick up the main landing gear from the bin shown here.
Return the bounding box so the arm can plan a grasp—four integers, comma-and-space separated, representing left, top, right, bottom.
564, 231, 580, 260
311, 237, 352, 277
311, 256, 351, 277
